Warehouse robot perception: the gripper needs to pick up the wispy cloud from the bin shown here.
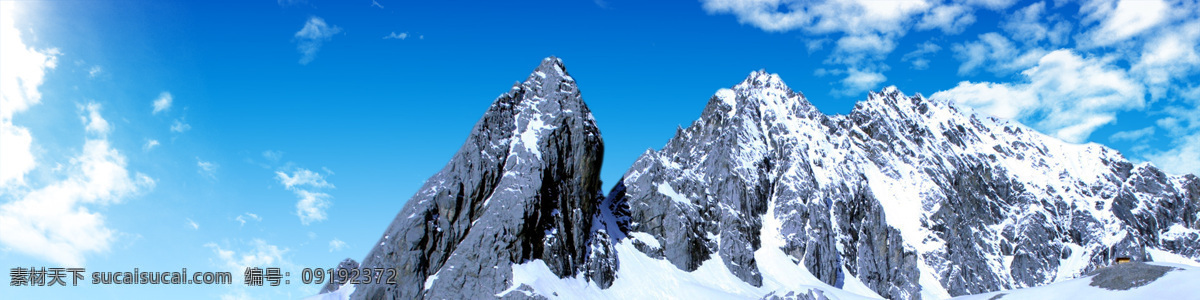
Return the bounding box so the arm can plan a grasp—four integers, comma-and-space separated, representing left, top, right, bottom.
152, 92, 172, 115
1146, 133, 1200, 176
205, 239, 294, 284
236, 212, 261, 226
197, 158, 218, 179
277, 0, 306, 7
1109, 126, 1156, 143
915, 3, 975, 34
187, 218, 200, 230
952, 32, 1046, 76
933, 50, 1145, 143
1079, 0, 1169, 48
901, 41, 941, 70
700, 0, 960, 95
171, 119, 191, 133
383, 32, 408, 40
294, 16, 342, 65
329, 238, 347, 252
262, 150, 283, 162
143, 139, 159, 151
275, 168, 334, 225
371, 0, 384, 8
88, 65, 102, 78
276, 168, 332, 189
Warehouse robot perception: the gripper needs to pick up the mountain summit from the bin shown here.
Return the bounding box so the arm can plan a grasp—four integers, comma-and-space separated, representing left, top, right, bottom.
346, 56, 610, 299
323, 59, 1200, 300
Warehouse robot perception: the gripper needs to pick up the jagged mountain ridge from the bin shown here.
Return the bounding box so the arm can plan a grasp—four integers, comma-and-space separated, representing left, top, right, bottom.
326, 58, 1200, 299
608, 71, 1200, 299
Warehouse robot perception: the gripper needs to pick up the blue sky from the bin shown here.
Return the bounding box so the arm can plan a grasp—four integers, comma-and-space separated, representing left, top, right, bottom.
1, 0, 1197, 298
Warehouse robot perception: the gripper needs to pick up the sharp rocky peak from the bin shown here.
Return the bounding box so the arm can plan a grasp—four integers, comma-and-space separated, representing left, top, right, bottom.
700, 70, 821, 123
346, 56, 607, 300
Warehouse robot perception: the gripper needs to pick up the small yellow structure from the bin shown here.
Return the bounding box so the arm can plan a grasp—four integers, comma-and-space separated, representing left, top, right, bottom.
1115, 257, 1132, 264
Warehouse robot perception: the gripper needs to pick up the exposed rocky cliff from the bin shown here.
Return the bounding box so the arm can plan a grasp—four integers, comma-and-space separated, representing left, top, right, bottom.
348, 57, 611, 299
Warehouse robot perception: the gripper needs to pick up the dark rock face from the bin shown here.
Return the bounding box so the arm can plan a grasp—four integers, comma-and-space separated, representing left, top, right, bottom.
608, 72, 1200, 298
347, 57, 610, 299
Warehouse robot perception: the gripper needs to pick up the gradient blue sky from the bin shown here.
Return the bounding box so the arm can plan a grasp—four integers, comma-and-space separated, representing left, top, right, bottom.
1, 0, 1198, 298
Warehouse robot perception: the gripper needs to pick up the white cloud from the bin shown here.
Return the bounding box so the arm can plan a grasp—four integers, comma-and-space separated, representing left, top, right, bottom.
828, 33, 895, 66
277, 0, 306, 7
916, 4, 975, 34
0, 122, 35, 188
275, 168, 334, 225
700, 0, 933, 94
197, 158, 218, 179
931, 81, 1038, 120
236, 212, 261, 226
696, 0, 1037, 97
700, 0, 932, 34
371, 0, 384, 8
0, 1, 58, 122
88, 65, 102, 78
187, 218, 199, 230
294, 16, 341, 65
383, 32, 408, 40
143, 139, 159, 151
205, 239, 293, 284
964, 0, 1018, 10
80, 103, 111, 135
805, 38, 829, 53
152, 92, 172, 115
933, 50, 1145, 143
839, 69, 887, 95
1132, 19, 1200, 100
262, 150, 283, 162
953, 32, 1046, 75
171, 119, 190, 133
0, 1, 57, 189
275, 168, 333, 189
295, 190, 331, 225
329, 238, 347, 252
901, 42, 941, 70
1109, 126, 1155, 143
1002, 1, 1071, 46
1080, 0, 1169, 47
1145, 133, 1200, 176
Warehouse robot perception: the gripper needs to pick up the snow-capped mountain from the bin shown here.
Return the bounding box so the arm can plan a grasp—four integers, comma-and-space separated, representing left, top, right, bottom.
322, 58, 1200, 299
345, 57, 612, 299
605, 71, 1199, 299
